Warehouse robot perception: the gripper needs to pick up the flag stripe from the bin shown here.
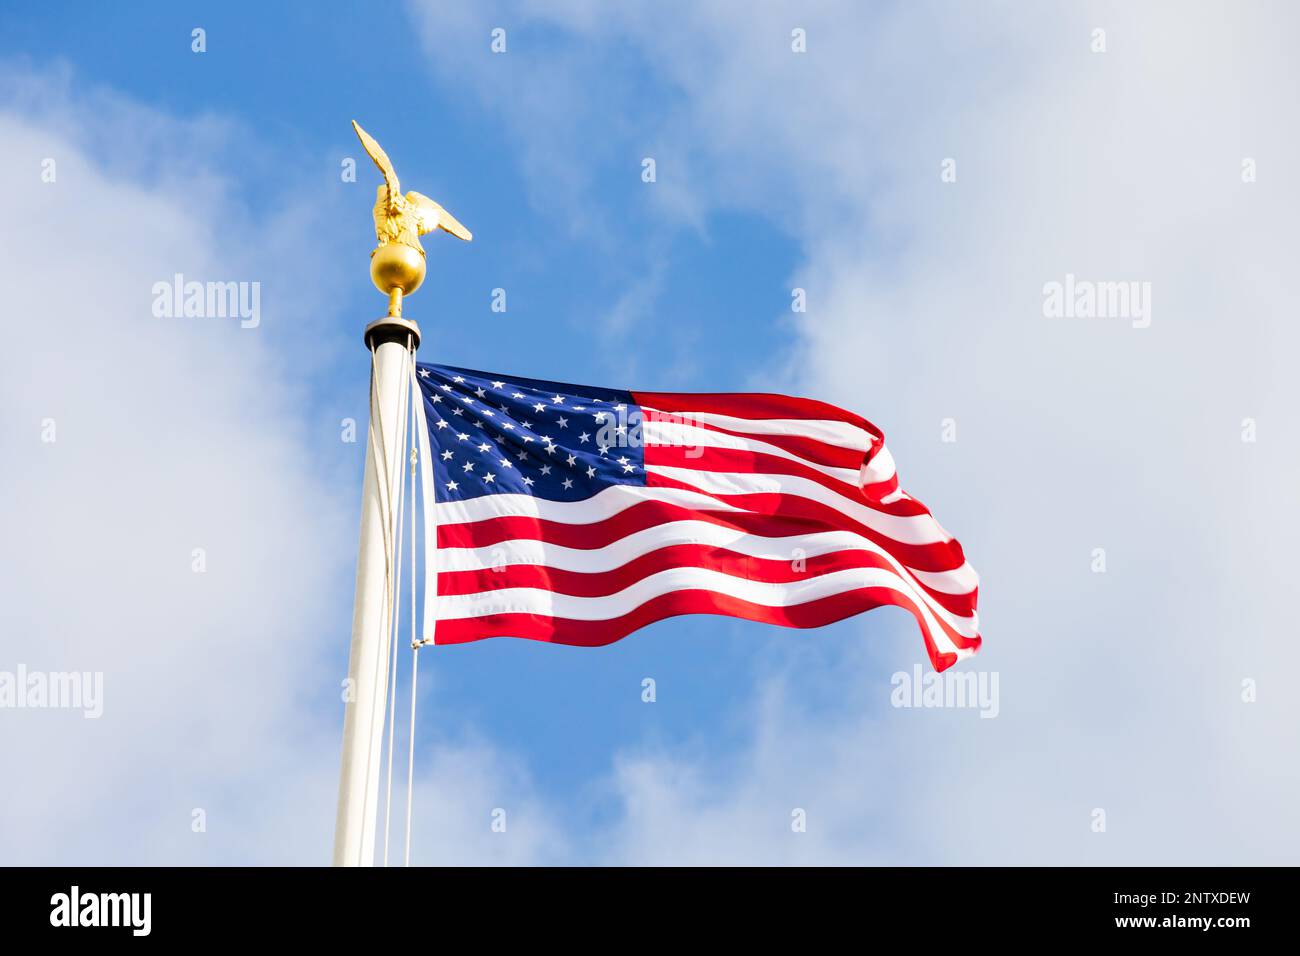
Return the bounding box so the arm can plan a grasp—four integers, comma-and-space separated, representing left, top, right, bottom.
642, 418, 865, 487
434, 518, 974, 592
633, 391, 881, 436
645, 412, 871, 471
646, 440, 931, 517
438, 541, 978, 630
438, 491, 970, 576
645, 465, 954, 546
437, 507, 976, 620
433, 588, 972, 672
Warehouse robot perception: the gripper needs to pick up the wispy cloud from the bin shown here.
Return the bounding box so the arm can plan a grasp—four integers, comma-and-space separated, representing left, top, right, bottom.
406, 0, 1300, 863
0, 60, 577, 864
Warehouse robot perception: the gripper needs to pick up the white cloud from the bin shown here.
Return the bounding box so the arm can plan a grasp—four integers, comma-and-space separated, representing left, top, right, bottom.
0, 68, 337, 863
409, 0, 1300, 863
405, 739, 565, 865
0, 65, 556, 865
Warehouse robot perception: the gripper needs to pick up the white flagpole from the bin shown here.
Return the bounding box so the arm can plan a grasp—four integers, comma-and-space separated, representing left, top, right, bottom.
335, 120, 471, 867
332, 315, 420, 867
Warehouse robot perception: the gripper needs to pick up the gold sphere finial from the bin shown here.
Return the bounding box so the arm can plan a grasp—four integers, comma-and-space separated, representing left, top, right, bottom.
352, 120, 472, 318
370, 244, 426, 318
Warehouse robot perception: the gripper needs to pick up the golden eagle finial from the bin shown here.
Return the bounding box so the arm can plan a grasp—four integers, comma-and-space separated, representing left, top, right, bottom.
352, 120, 472, 317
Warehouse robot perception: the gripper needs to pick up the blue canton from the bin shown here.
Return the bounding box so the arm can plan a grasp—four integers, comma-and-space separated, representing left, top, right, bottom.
416, 363, 647, 503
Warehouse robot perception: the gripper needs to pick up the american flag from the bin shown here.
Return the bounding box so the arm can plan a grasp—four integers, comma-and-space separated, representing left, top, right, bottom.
414, 363, 980, 671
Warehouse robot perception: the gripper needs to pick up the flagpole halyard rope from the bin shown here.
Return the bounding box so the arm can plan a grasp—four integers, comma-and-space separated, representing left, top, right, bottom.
404, 352, 425, 867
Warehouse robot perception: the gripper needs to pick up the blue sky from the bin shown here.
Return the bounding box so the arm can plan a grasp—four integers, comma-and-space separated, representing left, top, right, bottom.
2, 1, 1297, 865
0, 0, 899, 850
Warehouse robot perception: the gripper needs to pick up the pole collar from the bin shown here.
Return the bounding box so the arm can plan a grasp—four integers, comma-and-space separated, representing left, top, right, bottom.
364, 316, 421, 351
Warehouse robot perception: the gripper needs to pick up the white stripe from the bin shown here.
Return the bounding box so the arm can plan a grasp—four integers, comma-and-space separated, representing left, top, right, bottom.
433, 480, 742, 527
649, 465, 953, 546
647, 409, 874, 451
438, 523, 862, 573
436, 565, 963, 656
861, 445, 897, 486
643, 419, 862, 486
438, 520, 978, 633
434, 467, 960, 567
911, 562, 979, 595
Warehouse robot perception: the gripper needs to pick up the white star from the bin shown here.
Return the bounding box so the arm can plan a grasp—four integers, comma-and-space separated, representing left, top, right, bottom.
435, 419, 449, 430
482, 409, 495, 418
540, 465, 552, 476
453, 376, 465, 383
483, 473, 495, 483
615, 424, 626, 435
521, 421, 532, 429
578, 432, 591, 443
593, 412, 607, 422
512, 392, 525, 399
418, 368, 430, 379
614, 403, 626, 411
523, 435, 535, 444
445, 480, 458, 492
551, 395, 565, 404
440, 450, 453, 461
617, 456, 630, 466
502, 423, 515, 431
440, 383, 453, 392
556, 416, 569, 428
562, 478, 574, 490
598, 444, 609, 455
622, 462, 635, 474
586, 466, 596, 478
516, 450, 529, 461
491, 380, 506, 389
533, 402, 546, 413
566, 454, 577, 467
431, 394, 442, 404
499, 458, 513, 469
475, 387, 486, 398
457, 432, 469, 442
573, 406, 585, 412
523, 476, 534, 488
462, 461, 474, 473
477, 442, 491, 452
452, 407, 464, 417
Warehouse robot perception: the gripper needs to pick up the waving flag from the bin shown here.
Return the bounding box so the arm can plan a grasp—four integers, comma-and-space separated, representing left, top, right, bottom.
414, 363, 980, 671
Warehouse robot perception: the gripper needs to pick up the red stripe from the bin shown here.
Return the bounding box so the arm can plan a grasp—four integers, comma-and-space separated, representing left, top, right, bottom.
636, 392, 904, 508
438, 494, 967, 574
435, 586, 971, 672
645, 444, 932, 518
440, 541, 977, 620
642, 408, 869, 471
645, 472, 969, 573
862, 473, 901, 503
633, 391, 883, 438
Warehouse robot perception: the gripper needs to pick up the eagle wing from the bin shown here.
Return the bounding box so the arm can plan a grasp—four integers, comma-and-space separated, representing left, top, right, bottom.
352, 120, 400, 199
406, 191, 473, 241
